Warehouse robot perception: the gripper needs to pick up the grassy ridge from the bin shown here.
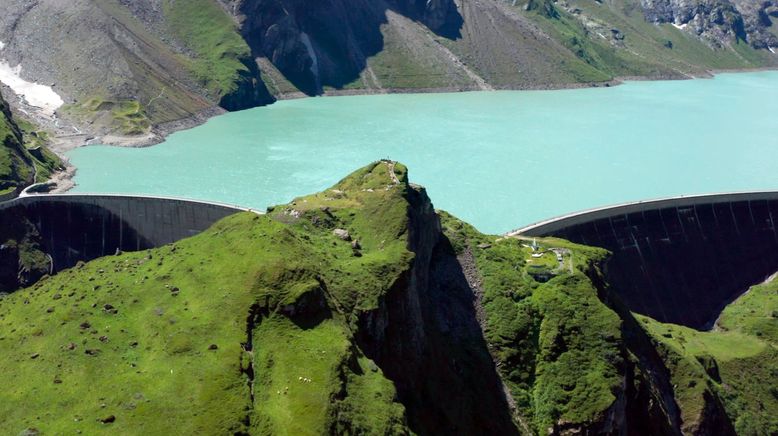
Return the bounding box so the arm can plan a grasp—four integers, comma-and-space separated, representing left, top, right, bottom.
440, 210, 778, 433
523, 0, 773, 79
440, 213, 622, 433
0, 162, 413, 434
1, 161, 776, 434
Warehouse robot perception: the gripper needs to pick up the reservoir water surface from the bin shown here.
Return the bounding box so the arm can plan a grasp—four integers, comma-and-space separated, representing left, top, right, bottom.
69, 71, 778, 234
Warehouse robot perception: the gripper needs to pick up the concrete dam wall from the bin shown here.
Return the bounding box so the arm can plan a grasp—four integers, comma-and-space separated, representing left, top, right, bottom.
512, 192, 778, 329
1, 194, 247, 278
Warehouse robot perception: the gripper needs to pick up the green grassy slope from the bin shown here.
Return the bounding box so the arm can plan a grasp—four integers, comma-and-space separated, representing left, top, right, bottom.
0, 161, 414, 434
162, 0, 253, 99
1, 162, 776, 434
0, 93, 62, 196
440, 213, 623, 433
637, 277, 778, 434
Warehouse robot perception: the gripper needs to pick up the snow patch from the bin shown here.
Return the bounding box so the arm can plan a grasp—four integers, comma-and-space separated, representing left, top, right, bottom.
0, 61, 63, 116
0, 41, 5, 50
672, 22, 688, 30
769, 46, 776, 54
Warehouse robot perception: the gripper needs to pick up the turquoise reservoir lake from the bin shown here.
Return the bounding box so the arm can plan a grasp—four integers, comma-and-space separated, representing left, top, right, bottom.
69, 72, 778, 234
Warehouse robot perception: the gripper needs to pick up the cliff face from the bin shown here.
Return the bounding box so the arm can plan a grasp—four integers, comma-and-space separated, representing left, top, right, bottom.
355, 182, 518, 433
733, 0, 778, 49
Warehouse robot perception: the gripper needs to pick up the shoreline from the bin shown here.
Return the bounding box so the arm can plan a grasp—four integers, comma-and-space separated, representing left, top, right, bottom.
41, 66, 778, 194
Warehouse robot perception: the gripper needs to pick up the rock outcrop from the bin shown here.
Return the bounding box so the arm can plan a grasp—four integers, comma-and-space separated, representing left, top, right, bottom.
641, 0, 778, 48
733, 0, 778, 49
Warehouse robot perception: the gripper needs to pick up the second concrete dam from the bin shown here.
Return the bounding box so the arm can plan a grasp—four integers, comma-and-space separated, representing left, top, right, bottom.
513, 192, 778, 329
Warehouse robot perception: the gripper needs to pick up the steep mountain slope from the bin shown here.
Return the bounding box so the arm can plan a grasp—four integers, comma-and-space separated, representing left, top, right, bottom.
0, 90, 32, 198
0, 0, 774, 144
215, 0, 778, 94
635, 276, 778, 435
0, 90, 60, 198
0, 0, 273, 141
0, 90, 61, 294
1, 162, 775, 434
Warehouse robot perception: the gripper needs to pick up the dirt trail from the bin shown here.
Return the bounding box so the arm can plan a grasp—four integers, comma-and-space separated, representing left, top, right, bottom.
386, 160, 401, 185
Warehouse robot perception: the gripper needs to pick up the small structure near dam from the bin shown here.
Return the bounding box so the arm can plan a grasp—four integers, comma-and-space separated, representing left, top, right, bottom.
511, 191, 778, 329
0, 194, 247, 290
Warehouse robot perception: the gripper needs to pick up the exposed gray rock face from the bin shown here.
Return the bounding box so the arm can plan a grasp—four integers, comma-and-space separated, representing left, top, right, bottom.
641, 0, 777, 48
0, 0, 273, 141
355, 184, 520, 433
0, 0, 208, 138
733, 0, 778, 49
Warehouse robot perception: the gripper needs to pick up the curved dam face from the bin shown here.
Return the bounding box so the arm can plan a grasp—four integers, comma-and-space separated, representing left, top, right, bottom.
512, 192, 778, 329
0, 194, 246, 290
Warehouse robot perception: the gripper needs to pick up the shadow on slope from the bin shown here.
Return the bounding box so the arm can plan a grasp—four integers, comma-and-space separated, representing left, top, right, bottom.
239, 0, 463, 95
355, 201, 518, 434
